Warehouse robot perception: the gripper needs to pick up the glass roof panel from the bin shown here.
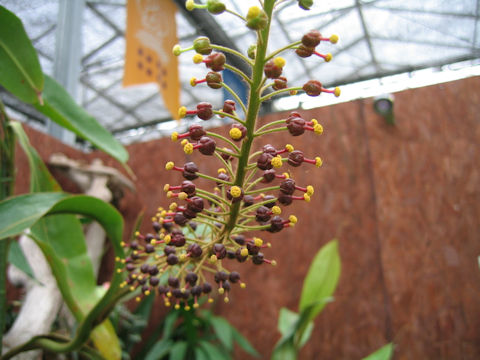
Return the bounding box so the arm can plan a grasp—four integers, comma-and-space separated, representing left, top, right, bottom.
1, 0, 478, 144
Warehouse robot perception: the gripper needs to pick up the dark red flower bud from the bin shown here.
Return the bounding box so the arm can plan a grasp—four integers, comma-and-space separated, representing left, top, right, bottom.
273, 76, 288, 90
187, 243, 203, 257
206, 71, 222, 89
252, 252, 265, 264
214, 271, 229, 283
187, 196, 205, 213
247, 242, 261, 255
235, 248, 248, 262
264, 59, 283, 79
229, 271, 240, 283
303, 80, 323, 96
168, 276, 180, 288
232, 234, 245, 245
280, 178, 296, 195
263, 144, 277, 155
263, 195, 277, 208
295, 44, 315, 58
217, 172, 230, 185
302, 30, 322, 47
173, 212, 189, 226
185, 272, 198, 285
286, 116, 306, 136
191, 285, 202, 296
243, 195, 255, 207
257, 152, 274, 170
171, 230, 186, 247
183, 162, 199, 180
268, 216, 284, 233
149, 277, 159, 286
262, 169, 276, 183
189, 124, 206, 140
256, 206, 271, 223
181, 180, 196, 197
205, 52, 226, 71
223, 100, 236, 114
203, 282, 212, 294
167, 253, 179, 265
278, 193, 293, 206
198, 136, 216, 155
164, 245, 176, 256
220, 148, 234, 161
288, 150, 305, 167
213, 243, 227, 259
196, 102, 213, 120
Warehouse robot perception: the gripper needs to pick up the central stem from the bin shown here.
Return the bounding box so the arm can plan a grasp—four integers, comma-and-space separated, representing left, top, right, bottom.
223, 1, 276, 239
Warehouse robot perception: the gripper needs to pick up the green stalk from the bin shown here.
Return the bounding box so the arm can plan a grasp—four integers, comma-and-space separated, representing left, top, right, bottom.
0, 99, 15, 354
222, 0, 276, 240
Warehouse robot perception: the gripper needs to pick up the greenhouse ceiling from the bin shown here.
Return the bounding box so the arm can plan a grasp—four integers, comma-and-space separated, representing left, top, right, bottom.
1, 0, 479, 144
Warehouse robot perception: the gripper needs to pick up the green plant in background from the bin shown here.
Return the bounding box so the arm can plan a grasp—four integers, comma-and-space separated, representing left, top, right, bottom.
0, 4, 128, 359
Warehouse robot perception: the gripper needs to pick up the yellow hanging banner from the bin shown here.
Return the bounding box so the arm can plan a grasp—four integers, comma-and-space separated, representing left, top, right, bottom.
123, 0, 180, 120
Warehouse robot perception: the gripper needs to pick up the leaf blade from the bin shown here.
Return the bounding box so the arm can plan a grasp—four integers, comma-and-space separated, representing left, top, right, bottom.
0, 5, 44, 103
299, 239, 341, 322
34, 75, 128, 164
362, 343, 395, 360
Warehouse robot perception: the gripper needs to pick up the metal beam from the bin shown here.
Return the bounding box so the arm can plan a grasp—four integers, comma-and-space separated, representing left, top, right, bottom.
355, 0, 382, 74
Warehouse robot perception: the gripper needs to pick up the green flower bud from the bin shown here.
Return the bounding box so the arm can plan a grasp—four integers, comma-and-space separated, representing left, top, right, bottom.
247, 44, 257, 59
207, 0, 226, 14
193, 37, 213, 55
297, 0, 314, 10
246, 6, 268, 30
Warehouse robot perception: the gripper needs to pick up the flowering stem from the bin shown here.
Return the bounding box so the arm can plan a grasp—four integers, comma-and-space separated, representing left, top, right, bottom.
225, 8, 247, 21
246, 185, 280, 195
265, 40, 301, 61
255, 118, 286, 133
221, 0, 276, 240
254, 126, 288, 137
212, 110, 246, 126
224, 64, 251, 85
260, 86, 302, 102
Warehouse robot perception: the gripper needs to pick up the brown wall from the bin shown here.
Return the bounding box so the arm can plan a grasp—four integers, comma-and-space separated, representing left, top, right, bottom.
10, 76, 480, 359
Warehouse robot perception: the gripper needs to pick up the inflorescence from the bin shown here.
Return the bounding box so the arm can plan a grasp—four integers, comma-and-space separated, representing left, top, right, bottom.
119, 0, 340, 309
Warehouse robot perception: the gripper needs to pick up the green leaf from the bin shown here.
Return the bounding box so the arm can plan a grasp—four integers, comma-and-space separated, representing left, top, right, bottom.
299, 239, 341, 322
194, 347, 210, 360
169, 341, 188, 360
231, 327, 260, 358
277, 307, 313, 349
210, 316, 233, 351
0, 194, 125, 357
271, 339, 297, 360
34, 75, 128, 164
145, 339, 174, 360
0, 192, 68, 239
0, 5, 44, 104
164, 310, 180, 339
362, 343, 395, 360
199, 341, 231, 360
7, 240, 35, 281
9, 121, 60, 192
